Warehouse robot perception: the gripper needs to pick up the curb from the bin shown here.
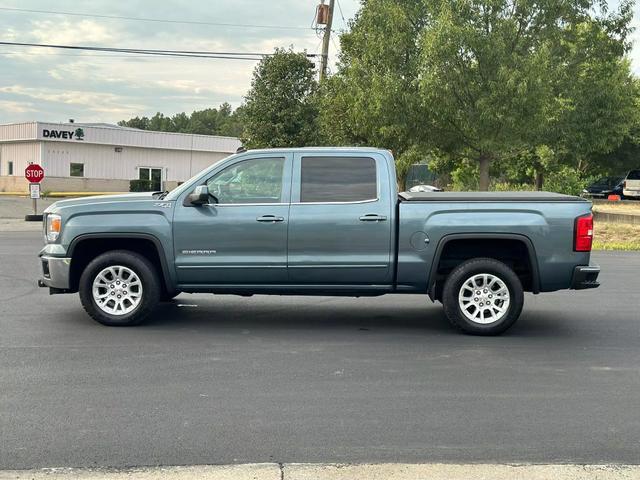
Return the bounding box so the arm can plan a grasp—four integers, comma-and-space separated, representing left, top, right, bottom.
1, 463, 639, 480
593, 210, 640, 225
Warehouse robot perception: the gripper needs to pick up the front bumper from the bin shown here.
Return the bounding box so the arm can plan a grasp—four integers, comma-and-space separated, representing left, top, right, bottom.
38, 255, 72, 291
570, 264, 600, 290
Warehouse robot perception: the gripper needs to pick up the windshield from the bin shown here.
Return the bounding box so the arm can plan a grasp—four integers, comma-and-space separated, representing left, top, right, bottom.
164, 153, 238, 201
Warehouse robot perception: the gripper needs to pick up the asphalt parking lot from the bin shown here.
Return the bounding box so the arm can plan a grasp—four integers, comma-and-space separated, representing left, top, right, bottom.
0, 230, 639, 469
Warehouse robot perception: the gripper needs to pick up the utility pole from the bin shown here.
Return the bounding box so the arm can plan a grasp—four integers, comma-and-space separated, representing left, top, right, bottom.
319, 0, 335, 81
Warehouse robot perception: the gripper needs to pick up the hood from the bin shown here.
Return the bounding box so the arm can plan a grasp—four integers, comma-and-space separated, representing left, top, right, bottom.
44, 192, 157, 212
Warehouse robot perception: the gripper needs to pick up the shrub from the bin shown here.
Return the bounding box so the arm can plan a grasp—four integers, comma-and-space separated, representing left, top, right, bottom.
129, 179, 154, 192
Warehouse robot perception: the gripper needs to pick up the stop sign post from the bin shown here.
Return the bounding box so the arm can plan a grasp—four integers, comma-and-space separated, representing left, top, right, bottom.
24, 163, 45, 217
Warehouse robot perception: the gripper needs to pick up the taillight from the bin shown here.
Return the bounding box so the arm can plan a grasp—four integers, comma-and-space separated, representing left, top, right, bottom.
574, 213, 593, 252
623, 180, 627, 189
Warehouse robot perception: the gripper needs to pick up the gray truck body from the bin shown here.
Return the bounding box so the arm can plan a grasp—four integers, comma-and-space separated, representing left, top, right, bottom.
38, 147, 599, 302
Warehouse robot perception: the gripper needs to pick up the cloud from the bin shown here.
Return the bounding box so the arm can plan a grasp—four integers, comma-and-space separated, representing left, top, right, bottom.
0, 0, 356, 123
30, 19, 118, 45
0, 85, 146, 114
0, 100, 37, 113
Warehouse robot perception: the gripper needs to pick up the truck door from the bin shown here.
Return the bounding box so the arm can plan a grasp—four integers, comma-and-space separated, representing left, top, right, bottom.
173, 153, 292, 285
287, 153, 393, 285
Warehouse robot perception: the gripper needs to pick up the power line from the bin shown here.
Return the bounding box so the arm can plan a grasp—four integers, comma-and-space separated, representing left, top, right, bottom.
336, 0, 347, 27
0, 6, 315, 31
0, 42, 319, 60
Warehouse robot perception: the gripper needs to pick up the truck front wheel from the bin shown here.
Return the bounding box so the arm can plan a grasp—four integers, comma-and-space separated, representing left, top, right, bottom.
442, 257, 524, 335
78, 250, 161, 326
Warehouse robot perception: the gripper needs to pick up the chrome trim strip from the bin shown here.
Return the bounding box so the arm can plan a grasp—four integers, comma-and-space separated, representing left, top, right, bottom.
177, 265, 286, 269
288, 264, 388, 268
290, 198, 379, 205
203, 203, 288, 207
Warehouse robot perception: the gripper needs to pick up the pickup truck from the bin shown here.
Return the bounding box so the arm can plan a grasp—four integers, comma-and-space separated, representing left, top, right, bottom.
38, 147, 600, 335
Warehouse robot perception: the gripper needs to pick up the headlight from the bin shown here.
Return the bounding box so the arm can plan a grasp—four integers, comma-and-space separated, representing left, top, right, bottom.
46, 214, 62, 242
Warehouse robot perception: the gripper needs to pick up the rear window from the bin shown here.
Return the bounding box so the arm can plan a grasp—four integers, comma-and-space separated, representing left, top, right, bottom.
300, 156, 377, 203
627, 170, 640, 180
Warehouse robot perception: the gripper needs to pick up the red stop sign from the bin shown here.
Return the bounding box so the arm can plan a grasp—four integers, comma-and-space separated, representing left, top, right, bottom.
25, 164, 45, 183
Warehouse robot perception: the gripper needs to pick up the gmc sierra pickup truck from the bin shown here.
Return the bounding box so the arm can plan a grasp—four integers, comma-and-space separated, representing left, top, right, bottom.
38, 147, 600, 335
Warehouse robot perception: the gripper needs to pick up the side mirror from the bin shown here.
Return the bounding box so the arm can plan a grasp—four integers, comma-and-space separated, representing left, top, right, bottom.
188, 185, 211, 206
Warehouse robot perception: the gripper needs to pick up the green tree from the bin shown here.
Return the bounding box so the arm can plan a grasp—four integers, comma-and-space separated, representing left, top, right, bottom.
118, 104, 244, 137
241, 48, 320, 148
320, 0, 431, 188
325, 0, 636, 190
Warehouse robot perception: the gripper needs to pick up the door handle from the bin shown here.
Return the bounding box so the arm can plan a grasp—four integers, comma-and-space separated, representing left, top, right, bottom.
359, 214, 387, 222
256, 215, 285, 223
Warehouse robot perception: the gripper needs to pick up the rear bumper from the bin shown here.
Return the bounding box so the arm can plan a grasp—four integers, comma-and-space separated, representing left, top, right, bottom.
570, 264, 600, 290
38, 256, 72, 291
623, 189, 640, 197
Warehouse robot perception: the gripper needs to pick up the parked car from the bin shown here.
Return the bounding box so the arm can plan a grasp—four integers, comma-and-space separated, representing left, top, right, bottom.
582, 176, 625, 198
409, 184, 444, 193
623, 169, 640, 199
38, 147, 599, 336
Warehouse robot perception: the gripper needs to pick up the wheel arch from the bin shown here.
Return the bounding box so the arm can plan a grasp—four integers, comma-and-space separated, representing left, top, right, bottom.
428, 233, 540, 300
67, 233, 172, 294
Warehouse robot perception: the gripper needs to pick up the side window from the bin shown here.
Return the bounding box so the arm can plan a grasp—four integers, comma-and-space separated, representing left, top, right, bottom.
300, 156, 377, 203
206, 157, 285, 204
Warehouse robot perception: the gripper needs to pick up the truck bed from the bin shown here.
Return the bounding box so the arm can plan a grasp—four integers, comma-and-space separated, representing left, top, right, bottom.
399, 191, 588, 203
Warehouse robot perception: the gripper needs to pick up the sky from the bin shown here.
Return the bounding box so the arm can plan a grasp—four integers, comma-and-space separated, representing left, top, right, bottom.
0, 0, 639, 125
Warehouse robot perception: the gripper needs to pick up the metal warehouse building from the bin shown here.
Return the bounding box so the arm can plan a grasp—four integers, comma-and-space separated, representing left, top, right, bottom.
0, 121, 241, 193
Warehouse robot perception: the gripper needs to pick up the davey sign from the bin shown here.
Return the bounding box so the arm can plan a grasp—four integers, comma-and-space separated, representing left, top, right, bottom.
39, 127, 85, 141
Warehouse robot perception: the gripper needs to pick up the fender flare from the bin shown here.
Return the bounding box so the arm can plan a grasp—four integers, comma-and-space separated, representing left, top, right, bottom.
428, 233, 541, 297
67, 233, 173, 292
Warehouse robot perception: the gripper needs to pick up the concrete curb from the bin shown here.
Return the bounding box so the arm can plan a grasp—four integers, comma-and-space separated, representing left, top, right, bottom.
594, 210, 640, 225
1, 463, 639, 480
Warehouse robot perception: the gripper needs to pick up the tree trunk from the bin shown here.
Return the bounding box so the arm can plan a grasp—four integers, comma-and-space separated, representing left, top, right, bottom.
535, 169, 544, 191
397, 174, 407, 192
478, 154, 490, 191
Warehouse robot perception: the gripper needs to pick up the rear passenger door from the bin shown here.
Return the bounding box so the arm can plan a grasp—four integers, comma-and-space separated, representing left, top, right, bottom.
287, 153, 393, 285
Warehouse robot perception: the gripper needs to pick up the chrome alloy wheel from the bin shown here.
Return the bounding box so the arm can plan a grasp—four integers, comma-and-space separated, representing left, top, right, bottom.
458, 273, 510, 324
92, 265, 143, 316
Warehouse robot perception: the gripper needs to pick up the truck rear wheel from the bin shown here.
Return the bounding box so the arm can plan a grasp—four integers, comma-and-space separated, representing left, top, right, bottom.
78, 250, 160, 326
442, 257, 524, 335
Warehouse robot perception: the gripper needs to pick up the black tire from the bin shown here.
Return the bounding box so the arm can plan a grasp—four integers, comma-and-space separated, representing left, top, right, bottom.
78, 250, 161, 326
442, 257, 524, 336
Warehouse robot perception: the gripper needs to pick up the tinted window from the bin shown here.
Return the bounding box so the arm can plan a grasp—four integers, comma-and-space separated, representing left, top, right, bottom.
627, 170, 640, 180
207, 157, 284, 204
300, 156, 377, 203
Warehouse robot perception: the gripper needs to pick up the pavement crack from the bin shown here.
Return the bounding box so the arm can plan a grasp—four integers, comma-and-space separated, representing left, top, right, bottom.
278, 461, 285, 480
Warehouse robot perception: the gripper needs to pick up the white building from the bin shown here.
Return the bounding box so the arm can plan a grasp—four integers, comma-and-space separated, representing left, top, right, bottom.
0, 121, 241, 192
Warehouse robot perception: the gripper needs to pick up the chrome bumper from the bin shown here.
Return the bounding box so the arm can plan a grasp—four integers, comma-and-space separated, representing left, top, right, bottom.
38, 256, 72, 290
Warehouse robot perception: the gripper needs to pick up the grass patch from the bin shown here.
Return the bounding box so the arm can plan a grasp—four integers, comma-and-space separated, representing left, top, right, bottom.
593, 221, 640, 250
592, 202, 640, 215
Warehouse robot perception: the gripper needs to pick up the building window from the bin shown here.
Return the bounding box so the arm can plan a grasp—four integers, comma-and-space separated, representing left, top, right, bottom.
300, 156, 377, 203
139, 167, 163, 191
70, 163, 84, 177
7, 161, 13, 176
